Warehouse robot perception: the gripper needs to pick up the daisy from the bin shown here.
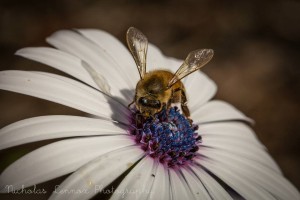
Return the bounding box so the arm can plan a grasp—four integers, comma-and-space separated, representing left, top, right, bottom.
0, 27, 299, 200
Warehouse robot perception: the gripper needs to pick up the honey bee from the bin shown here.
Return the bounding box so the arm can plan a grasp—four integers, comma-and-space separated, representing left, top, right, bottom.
127, 27, 214, 120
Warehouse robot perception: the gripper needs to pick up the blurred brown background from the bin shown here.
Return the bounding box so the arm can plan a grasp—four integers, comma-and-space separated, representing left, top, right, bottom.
0, 0, 299, 199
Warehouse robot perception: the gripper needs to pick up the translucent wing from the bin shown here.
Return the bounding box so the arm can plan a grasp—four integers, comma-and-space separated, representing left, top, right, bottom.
126, 27, 148, 79
168, 49, 214, 87
81, 61, 111, 95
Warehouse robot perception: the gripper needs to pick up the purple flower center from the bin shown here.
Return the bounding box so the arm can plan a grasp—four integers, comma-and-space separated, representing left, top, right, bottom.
130, 107, 201, 167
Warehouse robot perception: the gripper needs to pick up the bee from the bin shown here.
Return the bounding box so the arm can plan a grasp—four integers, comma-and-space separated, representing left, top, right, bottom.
126, 27, 214, 120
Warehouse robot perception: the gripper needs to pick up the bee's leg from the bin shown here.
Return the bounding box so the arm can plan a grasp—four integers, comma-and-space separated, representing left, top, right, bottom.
128, 95, 137, 109
162, 102, 168, 111
176, 89, 192, 124
180, 89, 190, 118
172, 88, 188, 115
128, 100, 135, 108
171, 88, 182, 110
135, 112, 144, 128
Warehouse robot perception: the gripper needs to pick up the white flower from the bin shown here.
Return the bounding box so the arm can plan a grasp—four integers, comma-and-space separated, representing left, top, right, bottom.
0, 29, 299, 200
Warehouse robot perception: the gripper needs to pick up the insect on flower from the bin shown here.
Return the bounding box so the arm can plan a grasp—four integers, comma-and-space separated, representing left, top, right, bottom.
127, 27, 214, 120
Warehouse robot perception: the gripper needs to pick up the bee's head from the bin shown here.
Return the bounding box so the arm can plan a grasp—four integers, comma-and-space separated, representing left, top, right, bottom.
137, 97, 162, 118
134, 71, 172, 118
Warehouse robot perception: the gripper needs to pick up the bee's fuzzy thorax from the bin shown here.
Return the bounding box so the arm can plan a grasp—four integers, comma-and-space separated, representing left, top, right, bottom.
136, 70, 174, 95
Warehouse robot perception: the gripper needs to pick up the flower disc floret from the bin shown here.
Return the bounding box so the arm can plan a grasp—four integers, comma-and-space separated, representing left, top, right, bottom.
130, 107, 201, 167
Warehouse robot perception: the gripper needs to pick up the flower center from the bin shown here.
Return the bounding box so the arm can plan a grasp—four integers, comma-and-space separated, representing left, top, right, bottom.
130, 107, 201, 167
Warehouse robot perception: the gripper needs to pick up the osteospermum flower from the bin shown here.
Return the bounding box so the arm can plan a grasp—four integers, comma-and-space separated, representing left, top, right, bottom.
0, 28, 299, 200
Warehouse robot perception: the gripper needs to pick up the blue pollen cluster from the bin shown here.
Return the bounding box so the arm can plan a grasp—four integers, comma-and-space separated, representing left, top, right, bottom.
130, 107, 201, 167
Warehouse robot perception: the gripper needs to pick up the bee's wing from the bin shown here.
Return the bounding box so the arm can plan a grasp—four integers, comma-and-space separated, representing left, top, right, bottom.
126, 27, 148, 79
168, 49, 214, 87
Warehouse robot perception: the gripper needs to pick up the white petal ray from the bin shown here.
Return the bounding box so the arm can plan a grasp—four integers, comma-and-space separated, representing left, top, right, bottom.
0, 115, 128, 150
0, 135, 135, 192
46, 30, 134, 104
0, 70, 130, 124
196, 158, 277, 200
165, 56, 182, 73
202, 134, 264, 149
200, 141, 281, 174
189, 165, 233, 200
37, 71, 130, 120
184, 71, 217, 109
49, 146, 145, 200
77, 29, 139, 88
192, 100, 253, 124
110, 157, 156, 200
147, 44, 170, 72
180, 167, 212, 200
148, 162, 170, 200
199, 122, 282, 173
15, 47, 99, 89
169, 168, 194, 200
199, 121, 260, 142
199, 148, 300, 200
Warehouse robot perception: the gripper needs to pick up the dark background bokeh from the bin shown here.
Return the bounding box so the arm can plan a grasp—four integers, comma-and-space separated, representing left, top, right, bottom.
0, 0, 299, 199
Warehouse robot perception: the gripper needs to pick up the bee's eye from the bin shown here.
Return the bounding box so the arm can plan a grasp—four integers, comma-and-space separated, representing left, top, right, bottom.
138, 97, 161, 109
138, 97, 148, 106
152, 100, 161, 108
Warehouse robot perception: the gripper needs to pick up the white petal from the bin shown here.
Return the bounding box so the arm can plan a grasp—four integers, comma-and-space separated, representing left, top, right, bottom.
169, 168, 194, 200
49, 146, 144, 200
199, 122, 281, 173
184, 71, 217, 109
199, 121, 260, 142
180, 167, 212, 200
165, 56, 182, 73
110, 157, 156, 200
196, 158, 278, 200
148, 162, 171, 200
15, 47, 99, 89
202, 132, 264, 149
147, 44, 171, 72
77, 29, 139, 88
199, 148, 300, 200
200, 140, 281, 174
46, 30, 134, 104
0, 135, 134, 192
192, 100, 253, 124
0, 115, 128, 150
0, 70, 130, 124
189, 165, 233, 200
